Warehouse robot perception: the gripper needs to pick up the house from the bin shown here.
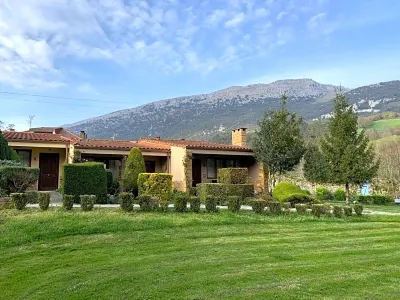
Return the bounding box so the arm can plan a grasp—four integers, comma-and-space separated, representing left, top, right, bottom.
3, 127, 266, 192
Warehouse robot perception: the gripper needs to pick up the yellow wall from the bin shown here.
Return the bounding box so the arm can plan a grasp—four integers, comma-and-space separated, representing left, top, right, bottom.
10, 145, 68, 189
170, 146, 187, 191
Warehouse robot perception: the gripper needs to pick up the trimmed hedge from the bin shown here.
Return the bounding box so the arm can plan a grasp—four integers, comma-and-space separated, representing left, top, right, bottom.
217, 168, 248, 184
38, 192, 50, 211
189, 196, 201, 213
272, 182, 315, 205
311, 204, 325, 218
248, 199, 266, 214
25, 191, 39, 204
62, 163, 107, 204
137, 173, 173, 202
334, 189, 346, 202
227, 196, 241, 212
62, 194, 74, 210
174, 192, 189, 213
295, 204, 308, 215
80, 195, 95, 211
119, 192, 133, 212
10, 193, 27, 210
357, 195, 393, 205
282, 202, 291, 215
205, 196, 218, 212
197, 183, 254, 202
0, 166, 39, 195
269, 201, 281, 215
354, 203, 363, 216
343, 206, 353, 217
137, 195, 157, 212
333, 205, 343, 218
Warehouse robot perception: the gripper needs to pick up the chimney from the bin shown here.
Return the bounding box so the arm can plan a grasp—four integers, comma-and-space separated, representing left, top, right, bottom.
80, 131, 87, 140
232, 128, 247, 147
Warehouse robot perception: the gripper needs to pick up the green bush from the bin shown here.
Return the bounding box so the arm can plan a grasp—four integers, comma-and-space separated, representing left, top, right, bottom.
334, 189, 346, 202
333, 205, 343, 218
0, 166, 39, 195
137, 173, 173, 201
109, 178, 120, 196
205, 196, 218, 213
316, 187, 333, 201
295, 203, 308, 215
357, 195, 393, 205
8, 147, 20, 162
62, 162, 107, 204
123, 147, 146, 195
80, 195, 95, 211
62, 194, 74, 210
217, 168, 248, 184
272, 182, 315, 205
227, 196, 241, 212
10, 193, 27, 210
189, 196, 201, 213
119, 192, 133, 212
269, 201, 281, 215
354, 203, 363, 216
249, 199, 266, 214
343, 206, 353, 217
174, 192, 189, 213
311, 204, 325, 218
25, 191, 38, 204
106, 169, 113, 192
189, 187, 197, 196
0, 160, 22, 167
324, 204, 332, 216
197, 183, 254, 202
137, 195, 156, 212
38, 192, 50, 211
282, 202, 291, 215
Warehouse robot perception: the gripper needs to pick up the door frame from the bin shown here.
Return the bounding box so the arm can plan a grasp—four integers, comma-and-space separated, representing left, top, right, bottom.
38, 153, 60, 191
192, 159, 202, 187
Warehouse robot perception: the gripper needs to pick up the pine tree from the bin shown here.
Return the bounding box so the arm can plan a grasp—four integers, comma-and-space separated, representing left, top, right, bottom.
253, 94, 305, 189
0, 130, 10, 160
321, 93, 379, 204
303, 144, 330, 192
123, 147, 146, 196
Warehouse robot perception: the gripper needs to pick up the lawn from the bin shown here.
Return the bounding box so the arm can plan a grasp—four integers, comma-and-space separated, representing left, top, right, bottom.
1, 210, 400, 299
368, 118, 400, 131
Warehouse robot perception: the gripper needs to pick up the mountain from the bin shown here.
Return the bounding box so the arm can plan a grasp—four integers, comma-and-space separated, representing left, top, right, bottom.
67, 79, 400, 141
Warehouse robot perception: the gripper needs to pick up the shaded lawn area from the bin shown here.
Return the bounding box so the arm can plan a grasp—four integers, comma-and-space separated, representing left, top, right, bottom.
1, 210, 400, 299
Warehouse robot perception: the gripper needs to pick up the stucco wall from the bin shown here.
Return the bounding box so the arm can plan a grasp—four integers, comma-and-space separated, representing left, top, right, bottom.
170, 146, 187, 191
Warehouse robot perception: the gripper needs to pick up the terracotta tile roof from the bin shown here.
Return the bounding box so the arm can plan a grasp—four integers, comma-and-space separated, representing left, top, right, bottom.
140, 137, 253, 152
3, 131, 71, 143
74, 139, 170, 152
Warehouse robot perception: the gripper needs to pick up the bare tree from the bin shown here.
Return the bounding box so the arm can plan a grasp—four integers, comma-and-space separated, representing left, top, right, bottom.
6, 124, 15, 131
376, 141, 400, 197
27, 115, 35, 129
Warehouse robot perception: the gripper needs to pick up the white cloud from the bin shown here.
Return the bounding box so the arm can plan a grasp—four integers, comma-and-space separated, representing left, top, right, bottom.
276, 11, 288, 21
308, 12, 327, 29
207, 9, 227, 25
224, 12, 245, 28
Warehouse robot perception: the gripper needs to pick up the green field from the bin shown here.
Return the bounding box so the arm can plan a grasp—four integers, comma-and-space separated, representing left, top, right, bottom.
368, 118, 400, 131
1, 210, 400, 299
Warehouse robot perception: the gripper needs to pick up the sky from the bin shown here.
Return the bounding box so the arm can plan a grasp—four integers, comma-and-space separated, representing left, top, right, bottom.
0, 0, 400, 131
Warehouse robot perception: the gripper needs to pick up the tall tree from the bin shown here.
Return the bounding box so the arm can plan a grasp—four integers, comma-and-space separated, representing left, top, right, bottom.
123, 147, 146, 196
253, 94, 305, 190
321, 93, 379, 204
303, 144, 330, 192
0, 130, 10, 160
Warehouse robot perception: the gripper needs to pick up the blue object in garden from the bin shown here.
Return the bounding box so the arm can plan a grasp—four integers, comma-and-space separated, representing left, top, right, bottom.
361, 184, 370, 196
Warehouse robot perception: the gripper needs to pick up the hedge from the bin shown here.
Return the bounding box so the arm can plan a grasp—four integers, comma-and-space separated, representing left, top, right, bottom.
189, 196, 201, 213
173, 192, 189, 213
272, 182, 315, 205
316, 187, 333, 201
0, 166, 39, 195
248, 199, 266, 214
197, 183, 254, 201
106, 169, 113, 192
217, 168, 248, 184
137, 173, 173, 201
63, 194, 74, 210
205, 196, 218, 213
38, 192, 50, 211
119, 192, 133, 212
62, 162, 107, 204
357, 195, 393, 205
137, 195, 157, 212
123, 147, 146, 195
227, 196, 241, 212
80, 195, 95, 211
10, 193, 27, 210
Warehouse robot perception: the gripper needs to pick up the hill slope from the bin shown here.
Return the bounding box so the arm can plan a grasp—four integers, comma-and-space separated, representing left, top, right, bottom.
67, 79, 400, 141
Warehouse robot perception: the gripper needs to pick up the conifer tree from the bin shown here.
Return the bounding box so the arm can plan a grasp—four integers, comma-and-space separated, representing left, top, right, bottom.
303, 144, 330, 191
123, 147, 146, 196
321, 93, 378, 204
0, 130, 10, 160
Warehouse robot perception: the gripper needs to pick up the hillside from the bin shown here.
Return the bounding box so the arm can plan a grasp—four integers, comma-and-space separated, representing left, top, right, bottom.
67, 79, 400, 141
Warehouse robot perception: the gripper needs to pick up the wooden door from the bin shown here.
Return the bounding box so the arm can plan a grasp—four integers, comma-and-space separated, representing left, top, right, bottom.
192, 159, 202, 187
39, 153, 59, 191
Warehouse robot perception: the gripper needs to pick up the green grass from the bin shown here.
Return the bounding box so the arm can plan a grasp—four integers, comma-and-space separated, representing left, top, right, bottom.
1, 209, 400, 299
367, 118, 400, 131
328, 201, 400, 214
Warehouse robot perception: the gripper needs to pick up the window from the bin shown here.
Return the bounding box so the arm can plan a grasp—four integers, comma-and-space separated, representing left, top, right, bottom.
145, 160, 156, 173
206, 158, 245, 179
207, 158, 216, 179
16, 150, 31, 167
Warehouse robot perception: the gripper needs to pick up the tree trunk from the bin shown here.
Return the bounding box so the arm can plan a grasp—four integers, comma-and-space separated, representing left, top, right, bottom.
345, 182, 350, 205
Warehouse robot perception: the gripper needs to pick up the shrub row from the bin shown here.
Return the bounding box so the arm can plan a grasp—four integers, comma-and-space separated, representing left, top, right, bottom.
356, 195, 393, 205
197, 183, 254, 202
217, 168, 248, 184
10, 191, 50, 210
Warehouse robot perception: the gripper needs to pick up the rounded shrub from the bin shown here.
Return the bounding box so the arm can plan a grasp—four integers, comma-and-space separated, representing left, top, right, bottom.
189, 196, 201, 213
205, 196, 218, 213
333, 205, 343, 218
119, 192, 133, 212
295, 203, 308, 215
343, 206, 353, 217
269, 201, 281, 215
323, 204, 332, 216
248, 198, 266, 214
80, 195, 95, 211
62, 194, 74, 210
272, 182, 315, 205
316, 187, 333, 201
123, 147, 145, 195
38, 192, 51, 211
311, 204, 325, 218
334, 189, 346, 202
137, 195, 156, 212
11, 193, 27, 210
354, 203, 363, 216
282, 202, 291, 215
174, 192, 189, 213
227, 196, 241, 212
25, 191, 39, 204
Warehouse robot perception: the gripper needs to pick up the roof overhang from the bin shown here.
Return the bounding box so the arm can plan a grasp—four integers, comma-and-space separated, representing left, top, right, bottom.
8, 141, 69, 149
77, 148, 168, 157
190, 149, 254, 156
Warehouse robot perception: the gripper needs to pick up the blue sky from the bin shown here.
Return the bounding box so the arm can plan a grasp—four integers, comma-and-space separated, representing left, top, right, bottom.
0, 0, 399, 131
